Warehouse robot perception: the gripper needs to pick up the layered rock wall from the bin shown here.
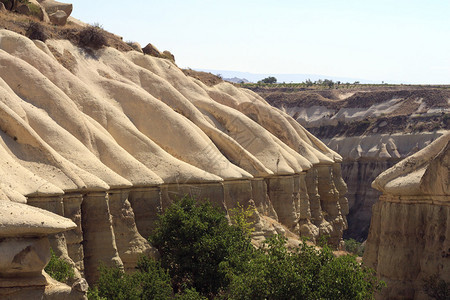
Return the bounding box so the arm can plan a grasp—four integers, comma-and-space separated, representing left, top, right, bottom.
256, 86, 449, 241
0, 29, 348, 285
363, 133, 450, 299
0, 201, 86, 299
326, 132, 446, 240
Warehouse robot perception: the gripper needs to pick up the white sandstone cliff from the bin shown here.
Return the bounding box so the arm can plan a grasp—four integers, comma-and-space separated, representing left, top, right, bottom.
363, 132, 450, 299
0, 29, 348, 285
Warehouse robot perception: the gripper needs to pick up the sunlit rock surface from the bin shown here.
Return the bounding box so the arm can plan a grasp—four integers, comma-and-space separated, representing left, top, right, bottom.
363, 132, 450, 300
0, 29, 348, 284
0, 200, 86, 299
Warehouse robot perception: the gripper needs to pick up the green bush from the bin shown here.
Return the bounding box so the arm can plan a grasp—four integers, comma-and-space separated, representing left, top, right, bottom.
174, 288, 207, 300
227, 235, 384, 300
92, 197, 383, 299
149, 196, 253, 297
258, 76, 277, 84
27, 2, 42, 19
93, 256, 173, 300
344, 238, 365, 257
44, 248, 75, 283
228, 202, 255, 238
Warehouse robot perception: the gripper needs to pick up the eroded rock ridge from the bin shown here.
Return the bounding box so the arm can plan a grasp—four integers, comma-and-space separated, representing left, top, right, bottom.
363, 132, 450, 299
0, 29, 348, 287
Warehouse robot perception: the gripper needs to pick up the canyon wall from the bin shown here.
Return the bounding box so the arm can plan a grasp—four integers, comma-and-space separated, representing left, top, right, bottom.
252, 86, 449, 240
0, 201, 87, 299
363, 132, 450, 299
0, 29, 348, 288
326, 132, 445, 240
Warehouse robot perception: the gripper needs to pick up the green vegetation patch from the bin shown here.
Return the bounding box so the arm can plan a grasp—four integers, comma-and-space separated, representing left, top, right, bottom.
90, 196, 384, 299
44, 248, 75, 283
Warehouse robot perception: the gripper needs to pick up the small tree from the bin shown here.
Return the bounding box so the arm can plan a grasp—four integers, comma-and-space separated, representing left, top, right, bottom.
258, 76, 277, 84
305, 79, 313, 87
149, 196, 253, 297
92, 256, 173, 300
323, 79, 334, 89
44, 249, 75, 283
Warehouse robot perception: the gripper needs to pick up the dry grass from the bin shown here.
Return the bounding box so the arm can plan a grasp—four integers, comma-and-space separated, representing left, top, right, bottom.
182, 69, 224, 87
0, 9, 134, 51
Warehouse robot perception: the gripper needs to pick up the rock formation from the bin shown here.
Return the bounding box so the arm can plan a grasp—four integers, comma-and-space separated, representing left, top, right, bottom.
0, 29, 347, 285
0, 200, 87, 299
327, 132, 445, 240
251, 86, 449, 240
0, 0, 72, 25
363, 132, 450, 299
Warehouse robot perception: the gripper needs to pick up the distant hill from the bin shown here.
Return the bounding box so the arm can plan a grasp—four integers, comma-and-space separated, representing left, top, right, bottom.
223, 77, 250, 84
196, 69, 382, 84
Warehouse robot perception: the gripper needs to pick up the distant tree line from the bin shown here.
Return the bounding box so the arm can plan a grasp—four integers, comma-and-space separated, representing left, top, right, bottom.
252, 76, 363, 88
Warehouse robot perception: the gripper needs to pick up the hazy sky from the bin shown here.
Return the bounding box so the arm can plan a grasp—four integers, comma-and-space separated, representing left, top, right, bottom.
70, 0, 450, 84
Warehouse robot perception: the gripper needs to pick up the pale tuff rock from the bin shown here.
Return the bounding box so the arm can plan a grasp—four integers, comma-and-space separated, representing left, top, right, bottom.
0, 201, 84, 299
5, 0, 71, 26
80, 192, 123, 284
325, 131, 447, 240
364, 132, 450, 299
372, 132, 450, 196
38, 0, 72, 25
0, 29, 347, 284
108, 189, 158, 273
63, 194, 85, 275
27, 194, 83, 280
0, 201, 76, 237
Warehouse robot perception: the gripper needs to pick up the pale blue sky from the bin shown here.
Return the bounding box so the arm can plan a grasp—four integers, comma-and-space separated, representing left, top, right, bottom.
70, 0, 450, 84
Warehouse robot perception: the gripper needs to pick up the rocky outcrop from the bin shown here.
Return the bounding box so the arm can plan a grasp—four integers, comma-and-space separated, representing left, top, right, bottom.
38, 0, 72, 25
253, 86, 449, 241
1, 0, 72, 25
0, 200, 87, 299
363, 132, 450, 299
0, 29, 347, 285
326, 132, 446, 240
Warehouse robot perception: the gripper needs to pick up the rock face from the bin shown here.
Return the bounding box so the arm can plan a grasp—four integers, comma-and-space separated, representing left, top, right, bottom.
0, 29, 348, 285
0, 200, 86, 299
326, 132, 445, 240
363, 132, 450, 299
5, 0, 73, 25
250, 86, 450, 241
38, 0, 72, 25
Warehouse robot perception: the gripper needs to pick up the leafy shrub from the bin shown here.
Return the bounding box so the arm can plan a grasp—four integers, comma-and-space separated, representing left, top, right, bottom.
93, 256, 173, 300
92, 197, 383, 299
78, 24, 108, 49
344, 238, 365, 257
26, 21, 47, 42
174, 288, 207, 300
227, 235, 384, 300
44, 248, 75, 283
149, 196, 253, 297
258, 76, 277, 84
86, 287, 105, 300
228, 202, 255, 238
